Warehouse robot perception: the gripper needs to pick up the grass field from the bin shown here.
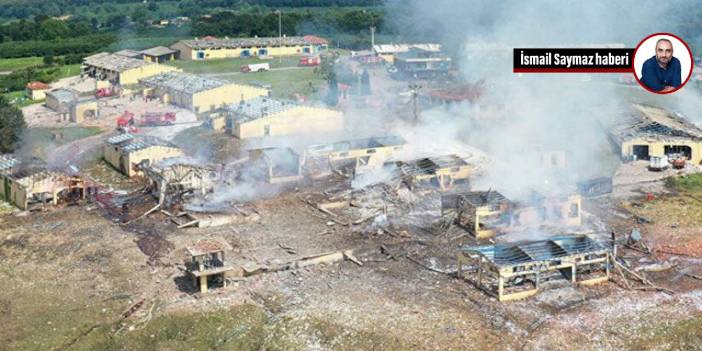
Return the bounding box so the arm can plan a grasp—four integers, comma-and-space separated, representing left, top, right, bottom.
0, 56, 43, 72
20, 126, 103, 158
166, 56, 303, 74
228, 67, 325, 99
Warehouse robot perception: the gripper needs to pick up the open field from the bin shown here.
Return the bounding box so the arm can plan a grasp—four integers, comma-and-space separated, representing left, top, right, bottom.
0, 56, 43, 72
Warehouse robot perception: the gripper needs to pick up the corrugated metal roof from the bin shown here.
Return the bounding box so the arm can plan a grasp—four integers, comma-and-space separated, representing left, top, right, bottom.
106, 133, 135, 145
141, 46, 177, 57
140, 71, 228, 94
0, 154, 19, 173
464, 235, 609, 267
178, 36, 310, 50
106, 133, 179, 154
373, 43, 441, 54
83, 52, 153, 72
227, 97, 298, 122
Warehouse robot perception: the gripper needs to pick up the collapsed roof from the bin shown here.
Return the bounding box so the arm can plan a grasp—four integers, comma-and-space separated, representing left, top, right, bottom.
458, 190, 511, 207
464, 235, 609, 267
140, 71, 228, 94
397, 155, 468, 176
610, 104, 702, 143
0, 154, 19, 175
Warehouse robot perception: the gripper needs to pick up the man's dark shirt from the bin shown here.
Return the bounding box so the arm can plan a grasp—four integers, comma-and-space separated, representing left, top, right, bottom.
641, 55, 682, 91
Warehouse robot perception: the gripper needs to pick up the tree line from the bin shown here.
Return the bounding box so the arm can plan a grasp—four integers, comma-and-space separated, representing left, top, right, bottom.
192, 8, 386, 49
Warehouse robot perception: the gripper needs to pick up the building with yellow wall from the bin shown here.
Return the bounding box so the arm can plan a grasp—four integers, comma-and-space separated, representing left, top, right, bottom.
610, 104, 702, 165
140, 72, 268, 113
305, 136, 405, 171
141, 46, 178, 63
396, 154, 473, 190
82, 52, 179, 86
45, 89, 99, 123
104, 133, 184, 177
171, 36, 326, 61
0, 155, 86, 210
226, 97, 343, 139
25, 81, 50, 100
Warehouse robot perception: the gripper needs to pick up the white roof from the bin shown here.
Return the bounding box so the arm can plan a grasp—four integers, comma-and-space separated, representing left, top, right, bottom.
373, 43, 442, 55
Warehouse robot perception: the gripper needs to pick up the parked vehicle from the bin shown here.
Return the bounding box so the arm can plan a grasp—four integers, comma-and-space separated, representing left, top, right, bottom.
241, 63, 270, 73
96, 87, 114, 98
299, 55, 321, 66
140, 112, 176, 126
116, 111, 137, 133
648, 155, 669, 171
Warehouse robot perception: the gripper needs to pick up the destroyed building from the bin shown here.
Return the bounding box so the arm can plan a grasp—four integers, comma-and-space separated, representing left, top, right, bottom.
44, 89, 98, 123
305, 136, 406, 173
396, 154, 473, 190
140, 162, 223, 206
0, 156, 87, 210
610, 104, 702, 164
457, 235, 611, 301
186, 239, 235, 293
104, 133, 184, 177
249, 147, 304, 184
140, 72, 267, 114
420, 82, 484, 108
225, 97, 344, 139
442, 190, 513, 239
511, 189, 582, 229
81, 52, 179, 86
373, 43, 442, 64
171, 35, 327, 60
391, 47, 452, 79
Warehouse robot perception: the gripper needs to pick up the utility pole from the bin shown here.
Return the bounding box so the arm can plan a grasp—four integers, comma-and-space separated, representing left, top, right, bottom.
370, 26, 376, 51
276, 10, 282, 65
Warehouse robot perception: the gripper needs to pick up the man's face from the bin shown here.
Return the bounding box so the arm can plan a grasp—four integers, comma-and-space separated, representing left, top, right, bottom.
655, 40, 673, 66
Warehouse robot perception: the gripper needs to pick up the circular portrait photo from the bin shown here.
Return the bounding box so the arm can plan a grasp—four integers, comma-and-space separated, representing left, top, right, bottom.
633, 33, 694, 94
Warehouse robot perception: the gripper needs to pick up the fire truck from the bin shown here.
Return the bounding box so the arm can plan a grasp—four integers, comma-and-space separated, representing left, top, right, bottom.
299, 55, 321, 66
140, 112, 176, 126
116, 111, 137, 133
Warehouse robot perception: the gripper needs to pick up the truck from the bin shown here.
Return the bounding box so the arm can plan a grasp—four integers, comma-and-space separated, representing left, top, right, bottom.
116, 111, 137, 133
95, 87, 114, 98
648, 155, 669, 171
241, 63, 270, 73
299, 55, 320, 66
140, 112, 176, 126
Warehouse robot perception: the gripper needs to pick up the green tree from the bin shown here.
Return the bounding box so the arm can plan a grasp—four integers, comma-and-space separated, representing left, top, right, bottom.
325, 70, 339, 106
147, 2, 159, 12
0, 98, 27, 153
43, 54, 54, 66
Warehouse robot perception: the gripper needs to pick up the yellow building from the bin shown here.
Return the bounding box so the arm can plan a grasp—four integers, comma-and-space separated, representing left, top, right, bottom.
0, 156, 86, 210
372, 43, 442, 64
305, 136, 405, 171
396, 154, 473, 190
171, 36, 324, 60
25, 81, 51, 100
226, 97, 344, 139
248, 147, 304, 184
45, 89, 99, 123
140, 72, 268, 113
104, 133, 184, 177
140, 46, 178, 63
611, 104, 702, 164
81, 52, 179, 86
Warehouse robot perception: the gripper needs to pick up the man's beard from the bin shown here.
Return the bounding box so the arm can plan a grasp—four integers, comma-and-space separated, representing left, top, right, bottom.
657, 56, 670, 67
